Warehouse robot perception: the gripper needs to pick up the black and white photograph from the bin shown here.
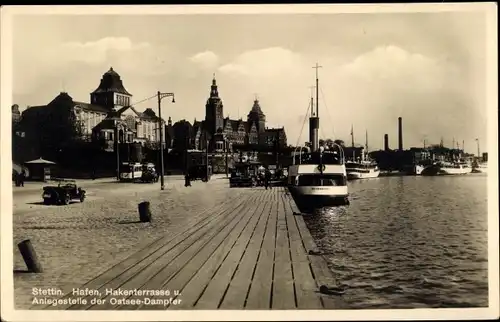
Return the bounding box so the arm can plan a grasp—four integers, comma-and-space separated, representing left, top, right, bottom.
1, 3, 498, 321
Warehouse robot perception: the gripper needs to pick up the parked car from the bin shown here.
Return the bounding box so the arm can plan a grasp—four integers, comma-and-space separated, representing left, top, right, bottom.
141, 163, 158, 183
42, 180, 86, 205
229, 162, 261, 188
189, 164, 212, 182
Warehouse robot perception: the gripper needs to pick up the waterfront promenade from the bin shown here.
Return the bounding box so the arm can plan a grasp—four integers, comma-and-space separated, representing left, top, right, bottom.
13, 177, 346, 310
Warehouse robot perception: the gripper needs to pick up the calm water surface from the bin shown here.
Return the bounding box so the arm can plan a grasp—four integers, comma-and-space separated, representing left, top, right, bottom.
303, 174, 489, 309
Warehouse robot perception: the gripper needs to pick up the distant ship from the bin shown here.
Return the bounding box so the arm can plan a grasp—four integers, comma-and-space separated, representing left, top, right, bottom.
421, 161, 472, 176
287, 63, 349, 213
346, 160, 380, 180
345, 130, 380, 180
472, 162, 488, 174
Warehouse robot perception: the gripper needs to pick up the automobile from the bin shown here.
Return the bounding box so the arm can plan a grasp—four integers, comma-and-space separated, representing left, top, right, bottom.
42, 179, 86, 205
141, 163, 158, 183
188, 164, 212, 182
229, 162, 261, 188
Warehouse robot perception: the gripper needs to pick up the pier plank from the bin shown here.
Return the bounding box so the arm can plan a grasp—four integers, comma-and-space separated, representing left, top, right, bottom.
118, 193, 260, 310
83, 196, 254, 310
54, 194, 247, 310
282, 193, 323, 309
138, 191, 263, 310
245, 195, 278, 309
177, 192, 268, 309
271, 189, 296, 309
308, 255, 347, 309
218, 191, 272, 309
43, 184, 346, 311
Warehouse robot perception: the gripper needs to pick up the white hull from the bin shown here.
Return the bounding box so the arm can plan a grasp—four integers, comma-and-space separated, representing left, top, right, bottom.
347, 169, 380, 180
439, 166, 472, 175
288, 163, 349, 211
472, 163, 488, 174
290, 185, 349, 197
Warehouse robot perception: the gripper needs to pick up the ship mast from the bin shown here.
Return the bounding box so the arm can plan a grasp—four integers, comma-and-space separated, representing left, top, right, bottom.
365, 129, 369, 161
310, 63, 322, 152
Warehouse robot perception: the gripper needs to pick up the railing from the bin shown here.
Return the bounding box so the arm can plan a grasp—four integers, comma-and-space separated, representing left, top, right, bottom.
292, 143, 345, 166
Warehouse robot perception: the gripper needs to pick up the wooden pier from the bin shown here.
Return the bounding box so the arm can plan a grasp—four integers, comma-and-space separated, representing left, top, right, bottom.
41, 187, 346, 310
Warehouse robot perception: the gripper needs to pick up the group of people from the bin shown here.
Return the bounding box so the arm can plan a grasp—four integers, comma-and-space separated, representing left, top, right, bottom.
258, 168, 273, 190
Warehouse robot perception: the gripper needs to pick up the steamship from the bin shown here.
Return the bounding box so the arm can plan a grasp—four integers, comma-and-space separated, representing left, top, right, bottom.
287, 64, 349, 213
345, 130, 380, 180
421, 161, 472, 176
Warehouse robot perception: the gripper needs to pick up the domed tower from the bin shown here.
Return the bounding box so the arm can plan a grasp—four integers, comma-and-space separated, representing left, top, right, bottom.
90, 67, 132, 111
247, 97, 266, 133
204, 74, 224, 136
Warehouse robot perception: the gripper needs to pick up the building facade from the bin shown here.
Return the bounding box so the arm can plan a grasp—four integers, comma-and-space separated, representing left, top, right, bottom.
19, 67, 166, 152
190, 75, 287, 153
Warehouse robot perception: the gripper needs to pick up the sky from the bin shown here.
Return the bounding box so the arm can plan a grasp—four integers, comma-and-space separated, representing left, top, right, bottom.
10, 9, 492, 153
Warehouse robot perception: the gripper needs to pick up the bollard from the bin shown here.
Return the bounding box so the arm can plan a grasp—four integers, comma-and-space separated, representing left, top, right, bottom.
18, 239, 43, 273
138, 201, 152, 222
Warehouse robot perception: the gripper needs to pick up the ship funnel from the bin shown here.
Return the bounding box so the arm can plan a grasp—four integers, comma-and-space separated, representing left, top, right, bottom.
384, 134, 389, 151
309, 117, 319, 152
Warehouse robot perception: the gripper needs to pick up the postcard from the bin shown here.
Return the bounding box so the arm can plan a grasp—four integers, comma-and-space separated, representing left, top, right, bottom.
1, 3, 498, 321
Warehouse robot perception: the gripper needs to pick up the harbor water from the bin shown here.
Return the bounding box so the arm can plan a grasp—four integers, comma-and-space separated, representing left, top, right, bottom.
303, 174, 489, 309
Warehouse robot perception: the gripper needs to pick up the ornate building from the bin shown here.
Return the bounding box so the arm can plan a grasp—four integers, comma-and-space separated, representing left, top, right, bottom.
20, 67, 166, 152
190, 75, 287, 152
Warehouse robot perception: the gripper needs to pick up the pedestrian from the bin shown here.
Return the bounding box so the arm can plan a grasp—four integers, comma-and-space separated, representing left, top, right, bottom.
184, 172, 192, 187
20, 169, 26, 187
264, 168, 271, 190
14, 171, 20, 187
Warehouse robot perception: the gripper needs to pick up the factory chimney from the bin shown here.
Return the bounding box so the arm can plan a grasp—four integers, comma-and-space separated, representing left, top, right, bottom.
398, 117, 403, 151
384, 134, 389, 151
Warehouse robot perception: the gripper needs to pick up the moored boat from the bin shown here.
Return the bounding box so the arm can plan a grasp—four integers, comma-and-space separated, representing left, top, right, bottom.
288, 149, 349, 213
287, 63, 349, 213
346, 161, 380, 180
421, 161, 472, 176
472, 162, 488, 174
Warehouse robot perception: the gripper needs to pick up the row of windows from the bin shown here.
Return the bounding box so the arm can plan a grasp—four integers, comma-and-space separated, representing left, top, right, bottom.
116, 95, 131, 107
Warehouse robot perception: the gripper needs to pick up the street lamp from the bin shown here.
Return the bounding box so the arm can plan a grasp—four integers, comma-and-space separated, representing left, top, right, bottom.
157, 91, 175, 190
225, 138, 229, 177
105, 114, 124, 181
206, 139, 209, 180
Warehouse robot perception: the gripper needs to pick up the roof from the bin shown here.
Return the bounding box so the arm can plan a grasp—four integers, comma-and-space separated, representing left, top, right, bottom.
74, 101, 109, 113
92, 118, 121, 131
25, 157, 56, 165
91, 67, 132, 96
247, 99, 265, 117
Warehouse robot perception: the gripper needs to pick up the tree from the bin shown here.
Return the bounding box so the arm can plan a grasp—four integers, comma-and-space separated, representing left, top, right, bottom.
333, 139, 345, 147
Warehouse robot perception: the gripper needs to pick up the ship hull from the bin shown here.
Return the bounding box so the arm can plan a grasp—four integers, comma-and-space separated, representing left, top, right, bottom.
440, 167, 472, 175
421, 164, 472, 176
347, 170, 380, 180
288, 186, 349, 213
472, 163, 488, 174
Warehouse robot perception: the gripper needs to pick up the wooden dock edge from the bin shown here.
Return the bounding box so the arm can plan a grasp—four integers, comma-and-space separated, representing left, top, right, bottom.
282, 188, 349, 309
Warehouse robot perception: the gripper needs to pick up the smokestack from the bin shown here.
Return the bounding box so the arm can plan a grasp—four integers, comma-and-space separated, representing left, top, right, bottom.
398, 117, 403, 151
309, 117, 319, 152
384, 134, 389, 151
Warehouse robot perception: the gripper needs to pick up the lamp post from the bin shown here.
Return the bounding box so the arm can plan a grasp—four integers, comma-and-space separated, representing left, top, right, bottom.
157, 91, 175, 190
206, 139, 210, 180
105, 114, 123, 181
225, 138, 229, 177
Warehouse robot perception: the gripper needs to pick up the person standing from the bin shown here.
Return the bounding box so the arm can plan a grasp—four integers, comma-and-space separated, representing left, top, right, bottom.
264, 168, 271, 190
20, 169, 26, 187
184, 172, 192, 187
